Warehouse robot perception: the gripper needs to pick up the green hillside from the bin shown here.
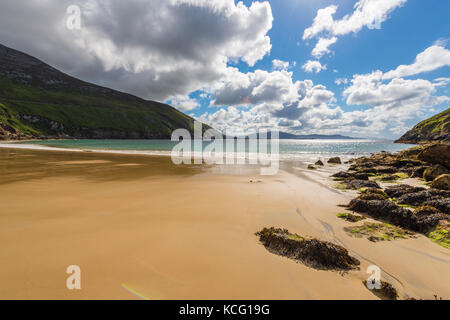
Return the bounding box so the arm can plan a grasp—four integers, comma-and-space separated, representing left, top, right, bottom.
395, 108, 450, 144
0, 44, 202, 140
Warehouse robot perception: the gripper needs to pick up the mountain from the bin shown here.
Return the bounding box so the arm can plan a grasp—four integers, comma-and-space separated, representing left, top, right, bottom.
238, 131, 357, 140
395, 108, 450, 144
278, 132, 357, 140
0, 43, 202, 140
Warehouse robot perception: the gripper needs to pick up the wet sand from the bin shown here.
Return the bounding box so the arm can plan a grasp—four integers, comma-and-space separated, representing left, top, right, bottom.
0, 147, 449, 300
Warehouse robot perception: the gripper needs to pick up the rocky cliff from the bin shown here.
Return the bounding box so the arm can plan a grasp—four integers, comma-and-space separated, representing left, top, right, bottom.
395, 108, 450, 144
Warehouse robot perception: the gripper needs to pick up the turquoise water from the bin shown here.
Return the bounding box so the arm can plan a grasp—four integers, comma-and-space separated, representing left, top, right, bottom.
18, 139, 414, 161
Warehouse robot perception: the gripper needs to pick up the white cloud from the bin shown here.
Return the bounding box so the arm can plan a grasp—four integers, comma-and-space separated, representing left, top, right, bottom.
272, 59, 290, 71
335, 78, 348, 85
211, 69, 300, 106
0, 0, 273, 101
303, 0, 407, 58
302, 60, 327, 73
311, 37, 337, 58
167, 95, 200, 111
383, 43, 450, 79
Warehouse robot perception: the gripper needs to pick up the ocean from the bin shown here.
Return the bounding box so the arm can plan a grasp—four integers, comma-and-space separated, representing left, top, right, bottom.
15, 139, 415, 162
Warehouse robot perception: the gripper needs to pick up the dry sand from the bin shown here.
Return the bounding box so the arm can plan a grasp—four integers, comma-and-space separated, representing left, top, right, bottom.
0, 147, 449, 300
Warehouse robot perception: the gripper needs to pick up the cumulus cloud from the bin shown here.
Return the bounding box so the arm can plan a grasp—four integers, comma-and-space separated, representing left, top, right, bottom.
303, 0, 407, 58
211, 69, 300, 106
335, 78, 348, 85
167, 95, 200, 111
201, 43, 450, 137
272, 59, 291, 71
0, 0, 273, 102
311, 37, 337, 58
302, 60, 327, 73
383, 43, 450, 79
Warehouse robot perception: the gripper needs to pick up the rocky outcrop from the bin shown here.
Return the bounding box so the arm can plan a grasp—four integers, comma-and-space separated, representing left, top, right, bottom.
395, 108, 450, 144
347, 199, 445, 233
417, 143, 450, 169
255, 227, 360, 271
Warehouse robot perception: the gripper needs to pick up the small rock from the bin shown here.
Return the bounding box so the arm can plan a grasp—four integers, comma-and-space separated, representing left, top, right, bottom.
354, 173, 369, 180
346, 179, 381, 190
328, 157, 342, 164
331, 171, 352, 179
307, 164, 317, 170
315, 160, 324, 166
363, 280, 398, 300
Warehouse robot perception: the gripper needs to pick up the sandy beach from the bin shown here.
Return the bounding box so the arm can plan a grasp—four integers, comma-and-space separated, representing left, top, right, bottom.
0, 146, 449, 300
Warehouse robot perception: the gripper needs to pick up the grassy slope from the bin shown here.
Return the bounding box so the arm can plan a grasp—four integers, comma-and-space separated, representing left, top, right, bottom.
0, 76, 197, 139
396, 108, 450, 143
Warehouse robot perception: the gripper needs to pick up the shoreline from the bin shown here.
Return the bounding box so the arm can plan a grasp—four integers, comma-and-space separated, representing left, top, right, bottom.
0, 146, 448, 299
0, 139, 415, 163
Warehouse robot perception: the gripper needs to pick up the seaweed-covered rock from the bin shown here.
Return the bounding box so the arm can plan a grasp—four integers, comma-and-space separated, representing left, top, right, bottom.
315, 160, 324, 166
363, 280, 398, 300
307, 164, 317, 170
332, 171, 352, 179
255, 227, 360, 271
336, 212, 366, 222
328, 157, 342, 164
417, 143, 450, 169
424, 199, 450, 215
374, 166, 397, 174
432, 174, 450, 190
423, 164, 448, 181
346, 179, 381, 190
347, 199, 440, 233
354, 173, 369, 180
359, 193, 387, 201
384, 184, 426, 198
380, 174, 399, 181
360, 187, 388, 198
397, 189, 447, 207
413, 206, 446, 232
411, 166, 428, 178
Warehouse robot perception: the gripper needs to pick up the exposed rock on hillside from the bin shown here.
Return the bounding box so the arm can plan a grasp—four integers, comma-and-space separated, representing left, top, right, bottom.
396, 108, 450, 144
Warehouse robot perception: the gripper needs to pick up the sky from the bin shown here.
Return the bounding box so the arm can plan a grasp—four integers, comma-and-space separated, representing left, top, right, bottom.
0, 0, 449, 139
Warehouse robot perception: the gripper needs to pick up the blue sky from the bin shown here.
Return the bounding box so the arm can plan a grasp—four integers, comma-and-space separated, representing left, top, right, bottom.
184, 0, 450, 138
0, 0, 449, 139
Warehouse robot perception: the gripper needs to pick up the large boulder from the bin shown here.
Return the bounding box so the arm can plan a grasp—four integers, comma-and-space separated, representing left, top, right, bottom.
423, 164, 448, 181
417, 143, 450, 169
432, 174, 450, 190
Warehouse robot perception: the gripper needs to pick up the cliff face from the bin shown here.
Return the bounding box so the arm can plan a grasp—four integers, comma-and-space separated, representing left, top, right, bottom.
0, 43, 202, 140
395, 108, 450, 144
